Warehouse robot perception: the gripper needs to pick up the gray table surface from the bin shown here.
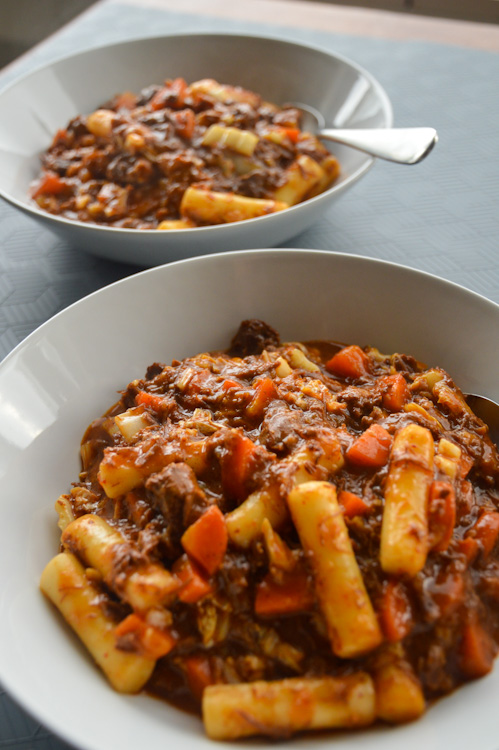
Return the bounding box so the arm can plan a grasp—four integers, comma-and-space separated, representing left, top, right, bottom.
0, 3, 498, 748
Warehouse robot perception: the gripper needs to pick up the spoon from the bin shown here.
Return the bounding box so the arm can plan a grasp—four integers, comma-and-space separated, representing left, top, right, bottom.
288, 102, 438, 165
466, 394, 499, 447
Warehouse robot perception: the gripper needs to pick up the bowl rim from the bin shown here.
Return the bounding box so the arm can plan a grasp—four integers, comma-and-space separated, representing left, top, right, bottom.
0, 30, 394, 237
2, 247, 498, 370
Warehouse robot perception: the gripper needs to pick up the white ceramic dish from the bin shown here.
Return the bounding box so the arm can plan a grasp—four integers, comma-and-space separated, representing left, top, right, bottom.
0, 249, 498, 750
0, 33, 392, 266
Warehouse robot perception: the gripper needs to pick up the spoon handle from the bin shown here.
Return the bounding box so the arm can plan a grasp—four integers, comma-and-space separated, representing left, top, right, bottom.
318, 127, 438, 165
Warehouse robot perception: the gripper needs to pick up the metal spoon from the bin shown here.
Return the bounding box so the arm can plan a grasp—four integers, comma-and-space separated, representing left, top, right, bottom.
288, 102, 438, 165
466, 394, 499, 447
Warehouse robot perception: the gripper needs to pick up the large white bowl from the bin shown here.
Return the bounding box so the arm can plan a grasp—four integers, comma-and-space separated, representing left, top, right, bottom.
1, 249, 498, 750
0, 33, 392, 266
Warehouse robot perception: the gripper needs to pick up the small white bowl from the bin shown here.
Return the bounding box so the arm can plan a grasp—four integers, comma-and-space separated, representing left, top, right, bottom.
0, 33, 392, 266
0, 249, 498, 750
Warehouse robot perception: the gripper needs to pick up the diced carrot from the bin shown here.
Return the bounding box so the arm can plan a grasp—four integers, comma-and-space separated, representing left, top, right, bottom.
378, 580, 413, 642
149, 90, 166, 110
172, 108, 195, 140
113, 91, 137, 110
184, 655, 215, 701
220, 431, 259, 501
115, 613, 141, 639
338, 490, 370, 518
172, 555, 213, 603
325, 345, 371, 379
221, 379, 242, 391
456, 536, 479, 566
32, 171, 68, 198
254, 570, 314, 617
170, 77, 188, 105
246, 377, 277, 418
381, 373, 409, 412
181, 368, 211, 395
472, 511, 499, 558
459, 615, 496, 679
150, 77, 187, 110
346, 424, 392, 469
51, 128, 69, 147
115, 613, 177, 660
280, 127, 300, 143
140, 622, 177, 660
135, 390, 167, 411
459, 452, 474, 479
428, 481, 456, 552
181, 505, 228, 576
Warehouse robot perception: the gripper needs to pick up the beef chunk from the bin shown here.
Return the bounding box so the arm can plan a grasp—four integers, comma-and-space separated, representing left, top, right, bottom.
145, 462, 208, 557
106, 155, 156, 185
236, 168, 282, 199
145, 362, 166, 379
66, 115, 90, 138
259, 403, 304, 454
217, 552, 252, 612
229, 319, 280, 358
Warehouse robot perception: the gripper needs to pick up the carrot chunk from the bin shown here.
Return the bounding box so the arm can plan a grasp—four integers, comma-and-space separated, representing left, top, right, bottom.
473, 510, 499, 558
338, 490, 370, 518
221, 379, 242, 391
220, 431, 259, 501
254, 570, 314, 617
346, 424, 392, 469
381, 373, 409, 412
325, 345, 371, 379
459, 615, 496, 679
115, 613, 176, 660
113, 91, 137, 110
135, 391, 167, 411
428, 481, 456, 552
283, 127, 300, 143
456, 536, 479, 566
150, 77, 187, 110
459, 452, 474, 479
51, 128, 69, 147
181, 505, 228, 576
173, 555, 213, 603
378, 580, 413, 642
246, 377, 277, 418
32, 171, 68, 198
184, 655, 215, 701
173, 108, 195, 139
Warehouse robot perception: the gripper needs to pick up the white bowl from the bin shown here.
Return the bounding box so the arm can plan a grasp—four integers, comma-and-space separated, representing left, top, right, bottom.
0, 33, 392, 266
0, 249, 498, 750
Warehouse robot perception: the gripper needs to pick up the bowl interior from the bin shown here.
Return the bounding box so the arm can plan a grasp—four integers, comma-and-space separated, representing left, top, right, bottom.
0, 33, 391, 204
0, 250, 498, 750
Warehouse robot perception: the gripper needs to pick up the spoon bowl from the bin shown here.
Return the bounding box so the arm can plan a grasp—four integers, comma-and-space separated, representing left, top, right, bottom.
466, 394, 499, 447
290, 102, 438, 164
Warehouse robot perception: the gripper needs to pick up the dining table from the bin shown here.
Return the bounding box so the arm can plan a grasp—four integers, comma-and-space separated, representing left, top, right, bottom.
0, 0, 498, 747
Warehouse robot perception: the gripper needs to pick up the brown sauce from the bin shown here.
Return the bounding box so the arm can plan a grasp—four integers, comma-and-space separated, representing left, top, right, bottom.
30, 80, 339, 229
60, 320, 499, 723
